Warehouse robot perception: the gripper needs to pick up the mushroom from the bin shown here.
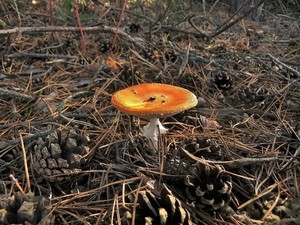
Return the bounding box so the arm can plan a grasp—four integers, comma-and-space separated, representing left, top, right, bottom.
111, 83, 198, 150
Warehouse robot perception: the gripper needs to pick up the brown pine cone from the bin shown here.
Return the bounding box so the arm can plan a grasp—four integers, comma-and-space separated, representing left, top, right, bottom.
141, 46, 156, 62
32, 128, 90, 182
182, 137, 224, 160
0, 191, 53, 225
214, 71, 233, 90
99, 40, 111, 53
125, 184, 194, 225
184, 164, 232, 210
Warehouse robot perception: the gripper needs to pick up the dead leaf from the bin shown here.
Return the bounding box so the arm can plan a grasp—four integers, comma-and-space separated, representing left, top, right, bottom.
205, 119, 222, 129
106, 57, 122, 71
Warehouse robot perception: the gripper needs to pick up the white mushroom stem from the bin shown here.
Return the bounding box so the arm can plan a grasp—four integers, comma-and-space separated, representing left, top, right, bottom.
142, 118, 168, 150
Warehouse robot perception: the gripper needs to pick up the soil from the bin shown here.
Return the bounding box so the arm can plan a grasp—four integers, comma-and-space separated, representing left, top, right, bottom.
0, 0, 299, 224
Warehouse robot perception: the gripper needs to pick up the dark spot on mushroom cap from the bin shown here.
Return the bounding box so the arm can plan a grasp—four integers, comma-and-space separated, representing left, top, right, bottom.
111, 83, 198, 119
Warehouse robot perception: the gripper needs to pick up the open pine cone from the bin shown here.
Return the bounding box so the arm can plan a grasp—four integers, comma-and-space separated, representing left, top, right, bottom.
184, 164, 232, 210
0, 191, 53, 225
32, 128, 90, 182
182, 137, 224, 160
214, 71, 233, 90
125, 185, 194, 225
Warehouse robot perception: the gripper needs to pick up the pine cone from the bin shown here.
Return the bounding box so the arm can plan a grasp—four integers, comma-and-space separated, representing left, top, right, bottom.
129, 23, 141, 33
182, 137, 224, 160
99, 40, 111, 53
184, 164, 232, 210
119, 64, 140, 84
32, 128, 90, 182
164, 154, 192, 176
237, 86, 268, 104
209, 43, 228, 55
164, 49, 177, 63
274, 197, 300, 224
142, 46, 156, 62
125, 185, 194, 225
214, 71, 233, 90
0, 191, 53, 225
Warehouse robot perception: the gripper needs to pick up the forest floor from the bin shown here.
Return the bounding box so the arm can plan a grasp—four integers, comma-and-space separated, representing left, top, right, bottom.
0, 1, 299, 224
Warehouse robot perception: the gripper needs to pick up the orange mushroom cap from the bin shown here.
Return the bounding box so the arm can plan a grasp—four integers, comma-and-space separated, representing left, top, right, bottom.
111, 83, 198, 118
